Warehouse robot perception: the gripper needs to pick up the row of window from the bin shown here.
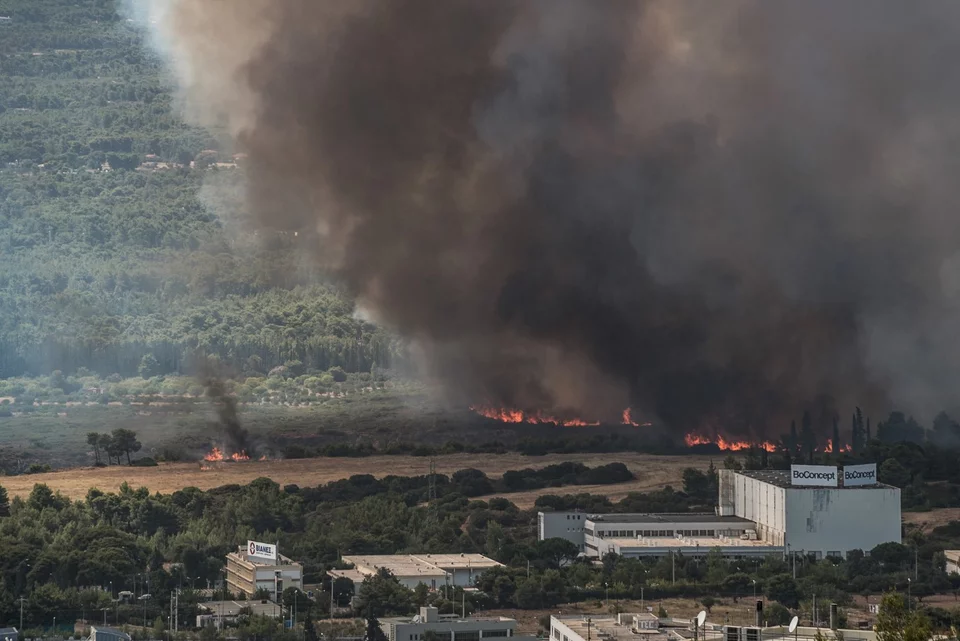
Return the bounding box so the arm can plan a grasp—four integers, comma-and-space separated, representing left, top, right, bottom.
566, 514, 583, 520
550, 627, 569, 641
594, 529, 721, 539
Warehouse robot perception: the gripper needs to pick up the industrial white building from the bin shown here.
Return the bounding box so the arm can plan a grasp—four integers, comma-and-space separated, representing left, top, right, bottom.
381, 607, 535, 641
718, 468, 901, 558
539, 465, 901, 560
340, 554, 503, 590
225, 543, 303, 600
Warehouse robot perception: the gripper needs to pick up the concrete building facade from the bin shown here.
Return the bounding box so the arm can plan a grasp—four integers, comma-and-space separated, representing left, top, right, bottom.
225, 545, 303, 600
538, 512, 587, 552
341, 554, 502, 590
381, 607, 534, 641
718, 469, 901, 558
538, 466, 901, 560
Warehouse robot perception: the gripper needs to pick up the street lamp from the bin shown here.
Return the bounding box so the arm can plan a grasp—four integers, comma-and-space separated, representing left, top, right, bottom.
140, 593, 152, 627
908, 578, 912, 610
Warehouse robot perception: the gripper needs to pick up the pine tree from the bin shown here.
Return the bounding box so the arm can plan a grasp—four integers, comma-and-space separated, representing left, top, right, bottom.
789, 420, 799, 455
304, 614, 319, 641
851, 412, 860, 453
866, 418, 872, 443
365, 611, 388, 641
832, 416, 841, 455
855, 407, 865, 451
800, 410, 815, 463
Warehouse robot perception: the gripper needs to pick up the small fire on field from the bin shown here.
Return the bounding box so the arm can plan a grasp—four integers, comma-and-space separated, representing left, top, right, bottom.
202, 447, 252, 463
470, 406, 651, 427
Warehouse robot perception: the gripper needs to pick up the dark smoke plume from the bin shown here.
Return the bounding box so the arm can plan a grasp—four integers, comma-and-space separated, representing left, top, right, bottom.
148, 1, 960, 437
203, 375, 251, 455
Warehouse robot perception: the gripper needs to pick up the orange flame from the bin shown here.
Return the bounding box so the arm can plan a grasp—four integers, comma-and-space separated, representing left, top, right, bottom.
470, 406, 600, 426
621, 408, 651, 427
684, 433, 777, 452
259, 455, 269, 461
204, 447, 224, 462
471, 405, 650, 427
822, 440, 852, 453
231, 451, 250, 461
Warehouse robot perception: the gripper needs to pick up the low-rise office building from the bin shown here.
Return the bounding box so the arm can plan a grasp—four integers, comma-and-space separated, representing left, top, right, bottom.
381, 607, 534, 641
341, 554, 503, 589
197, 600, 282, 628
226, 544, 303, 600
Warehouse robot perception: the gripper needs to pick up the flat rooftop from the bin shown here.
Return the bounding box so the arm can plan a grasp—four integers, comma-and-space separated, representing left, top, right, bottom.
343, 555, 448, 578
381, 615, 516, 625
229, 551, 299, 567
342, 554, 502, 578
736, 469, 893, 490
329, 568, 367, 583
588, 513, 754, 525
555, 615, 668, 640
415, 554, 503, 569
603, 536, 780, 549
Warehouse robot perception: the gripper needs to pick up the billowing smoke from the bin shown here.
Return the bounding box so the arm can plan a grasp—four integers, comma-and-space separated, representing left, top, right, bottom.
145, 1, 960, 437
203, 374, 251, 455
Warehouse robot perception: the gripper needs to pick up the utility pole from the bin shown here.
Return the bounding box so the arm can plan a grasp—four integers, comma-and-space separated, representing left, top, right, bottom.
19, 597, 26, 631
671, 551, 675, 584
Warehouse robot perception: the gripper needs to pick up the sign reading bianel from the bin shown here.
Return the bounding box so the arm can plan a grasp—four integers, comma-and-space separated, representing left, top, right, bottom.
247, 540, 277, 562
791, 465, 838, 487
843, 463, 878, 487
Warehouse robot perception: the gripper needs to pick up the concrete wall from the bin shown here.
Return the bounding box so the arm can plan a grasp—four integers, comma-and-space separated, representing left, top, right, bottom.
731, 473, 786, 546
783, 486, 901, 557
538, 512, 586, 551
254, 566, 302, 598
445, 568, 483, 587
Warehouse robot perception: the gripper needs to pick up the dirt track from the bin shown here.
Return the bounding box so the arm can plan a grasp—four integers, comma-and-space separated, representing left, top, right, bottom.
3, 452, 713, 500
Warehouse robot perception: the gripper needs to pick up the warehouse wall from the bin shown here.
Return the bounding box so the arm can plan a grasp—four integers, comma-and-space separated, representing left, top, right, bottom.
729, 473, 786, 546
784, 486, 901, 557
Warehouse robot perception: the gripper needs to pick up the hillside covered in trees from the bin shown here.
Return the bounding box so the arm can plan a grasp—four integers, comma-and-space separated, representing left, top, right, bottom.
0, 0, 404, 379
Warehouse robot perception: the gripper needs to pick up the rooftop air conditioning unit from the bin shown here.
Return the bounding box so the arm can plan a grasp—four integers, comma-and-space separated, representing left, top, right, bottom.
741, 627, 761, 641
722, 625, 741, 641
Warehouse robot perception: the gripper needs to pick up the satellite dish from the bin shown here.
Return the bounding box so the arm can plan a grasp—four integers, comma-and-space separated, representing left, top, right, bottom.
697, 611, 707, 627
788, 616, 799, 633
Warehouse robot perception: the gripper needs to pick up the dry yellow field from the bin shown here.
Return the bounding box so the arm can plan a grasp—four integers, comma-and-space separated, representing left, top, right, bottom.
3, 452, 714, 500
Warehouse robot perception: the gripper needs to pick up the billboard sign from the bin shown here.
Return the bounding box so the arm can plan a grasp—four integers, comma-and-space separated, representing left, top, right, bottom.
843, 463, 878, 487
247, 540, 277, 562
791, 465, 838, 487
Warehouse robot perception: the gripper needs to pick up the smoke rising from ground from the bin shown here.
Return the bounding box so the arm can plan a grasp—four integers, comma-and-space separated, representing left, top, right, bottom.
146, 1, 960, 437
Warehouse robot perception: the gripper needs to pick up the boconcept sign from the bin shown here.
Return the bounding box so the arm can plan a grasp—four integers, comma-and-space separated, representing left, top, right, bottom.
843, 463, 877, 487
790, 464, 879, 487
248, 540, 277, 562
790, 465, 838, 487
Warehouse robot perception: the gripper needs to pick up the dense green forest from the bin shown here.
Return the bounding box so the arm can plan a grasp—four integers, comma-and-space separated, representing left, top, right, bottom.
0, 0, 404, 379
1, 463, 958, 638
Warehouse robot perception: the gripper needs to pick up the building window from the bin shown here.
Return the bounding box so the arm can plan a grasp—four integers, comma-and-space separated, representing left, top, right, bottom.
486, 631, 508, 638
455, 632, 480, 641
